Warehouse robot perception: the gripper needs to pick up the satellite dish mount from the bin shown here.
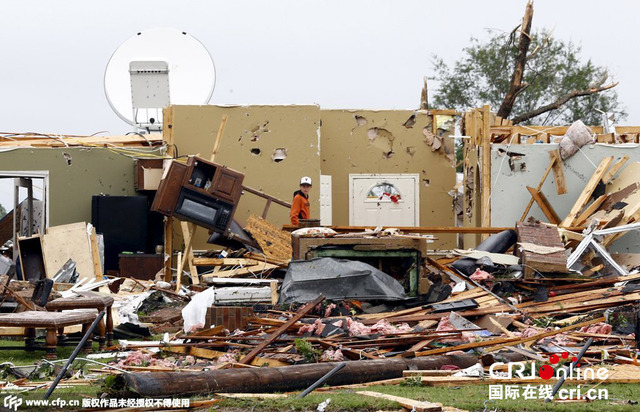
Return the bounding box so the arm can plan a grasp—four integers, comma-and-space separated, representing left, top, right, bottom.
104, 28, 216, 133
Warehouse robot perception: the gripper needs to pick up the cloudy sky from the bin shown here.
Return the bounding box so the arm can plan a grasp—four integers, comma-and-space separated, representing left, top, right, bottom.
0, 0, 638, 208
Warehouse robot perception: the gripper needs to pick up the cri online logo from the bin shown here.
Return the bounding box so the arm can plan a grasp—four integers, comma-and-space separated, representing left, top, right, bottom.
489, 352, 609, 381
539, 352, 578, 379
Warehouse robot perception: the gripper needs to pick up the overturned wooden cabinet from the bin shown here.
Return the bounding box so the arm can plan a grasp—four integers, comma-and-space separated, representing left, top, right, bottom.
151, 156, 244, 234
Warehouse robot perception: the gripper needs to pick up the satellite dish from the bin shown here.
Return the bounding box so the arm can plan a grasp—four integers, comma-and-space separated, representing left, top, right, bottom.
104, 28, 216, 131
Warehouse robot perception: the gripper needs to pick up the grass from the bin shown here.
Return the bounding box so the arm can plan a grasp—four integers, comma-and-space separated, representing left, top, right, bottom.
1, 340, 639, 411
214, 384, 640, 411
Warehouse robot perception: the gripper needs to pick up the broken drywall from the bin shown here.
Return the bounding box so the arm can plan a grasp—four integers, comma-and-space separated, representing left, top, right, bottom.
491, 143, 640, 253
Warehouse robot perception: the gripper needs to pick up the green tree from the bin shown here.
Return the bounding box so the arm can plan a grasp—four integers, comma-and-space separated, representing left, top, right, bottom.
432, 8, 625, 125
0, 203, 6, 219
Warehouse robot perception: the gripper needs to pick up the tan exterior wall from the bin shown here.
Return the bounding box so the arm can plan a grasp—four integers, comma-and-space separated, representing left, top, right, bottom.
168, 105, 322, 248
319, 109, 457, 248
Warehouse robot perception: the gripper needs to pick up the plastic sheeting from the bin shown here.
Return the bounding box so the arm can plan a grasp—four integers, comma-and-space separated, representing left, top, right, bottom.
278, 258, 407, 304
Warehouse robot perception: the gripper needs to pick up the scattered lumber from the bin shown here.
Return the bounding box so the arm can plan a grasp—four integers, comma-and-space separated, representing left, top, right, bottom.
357, 390, 443, 412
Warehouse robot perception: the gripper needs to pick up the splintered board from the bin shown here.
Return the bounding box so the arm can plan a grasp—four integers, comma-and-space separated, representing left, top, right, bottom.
42, 222, 98, 281
245, 215, 292, 261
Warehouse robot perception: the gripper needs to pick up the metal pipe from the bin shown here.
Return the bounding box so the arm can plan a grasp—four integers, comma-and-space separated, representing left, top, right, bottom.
545, 337, 594, 402
43, 309, 106, 400
296, 362, 346, 398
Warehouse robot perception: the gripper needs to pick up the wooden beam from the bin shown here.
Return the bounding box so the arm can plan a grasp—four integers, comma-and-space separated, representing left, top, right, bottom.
239, 295, 325, 364
520, 156, 556, 222
415, 316, 604, 357
356, 391, 442, 412
525, 186, 561, 224
602, 154, 630, 184
548, 149, 567, 194
481, 105, 492, 234
178, 222, 199, 285
491, 125, 640, 137
192, 258, 259, 266
427, 109, 460, 116
163, 346, 288, 368
560, 156, 614, 227
573, 194, 608, 226
175, 251, 183, 292
210, 114, 228, 163
483, 316, 605, 353
163, 106, 175, 283
283, 225, 514, 234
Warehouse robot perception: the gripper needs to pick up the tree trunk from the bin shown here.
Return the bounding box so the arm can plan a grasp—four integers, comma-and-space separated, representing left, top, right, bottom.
118, 354, 478, 397
497, 1, 533, 119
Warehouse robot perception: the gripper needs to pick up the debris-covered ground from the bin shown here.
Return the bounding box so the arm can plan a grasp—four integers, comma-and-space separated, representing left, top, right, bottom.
2, 123, 640, 411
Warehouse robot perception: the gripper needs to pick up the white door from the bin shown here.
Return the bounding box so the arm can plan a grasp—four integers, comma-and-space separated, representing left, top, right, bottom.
319, 175, 332, 226
349, 174, 419, 226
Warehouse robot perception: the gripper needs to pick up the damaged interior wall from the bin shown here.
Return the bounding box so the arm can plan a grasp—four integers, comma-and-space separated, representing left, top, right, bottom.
490, 143, 640, 253
167, 105, 322, 248
320, 109, 457, 249
0, 147, 151, 226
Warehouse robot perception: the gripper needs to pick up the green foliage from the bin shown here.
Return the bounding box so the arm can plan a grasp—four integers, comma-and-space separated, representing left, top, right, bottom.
0, 203, 6, 219
400, 375, 423, 387
532, 316, 555, 328
432, 29, 626, 125
294, 338, 321, 363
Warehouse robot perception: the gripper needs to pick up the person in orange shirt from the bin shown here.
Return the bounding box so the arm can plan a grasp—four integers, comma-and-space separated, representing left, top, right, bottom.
290, 176, 312, 226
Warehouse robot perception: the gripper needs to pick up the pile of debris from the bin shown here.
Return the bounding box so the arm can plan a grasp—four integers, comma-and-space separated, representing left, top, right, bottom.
2, 154, 640, 411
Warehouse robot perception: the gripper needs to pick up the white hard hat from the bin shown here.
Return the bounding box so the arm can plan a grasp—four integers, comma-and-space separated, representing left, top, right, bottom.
300, 176, 312, 185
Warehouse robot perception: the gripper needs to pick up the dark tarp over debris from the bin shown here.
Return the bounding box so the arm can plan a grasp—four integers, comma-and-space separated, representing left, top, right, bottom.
279, 258, 407, 304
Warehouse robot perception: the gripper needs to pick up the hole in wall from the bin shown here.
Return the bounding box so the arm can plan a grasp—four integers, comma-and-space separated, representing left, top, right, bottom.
367, 128, 378, 143
250, 148, 261, 156
354, 115, 367, 126
403, 113, 416, 128
62, 152, 72, 166
250, 122, 270, 142
423, 179, 430, 187
406, 146, 416, 156
272, 148, 287, 163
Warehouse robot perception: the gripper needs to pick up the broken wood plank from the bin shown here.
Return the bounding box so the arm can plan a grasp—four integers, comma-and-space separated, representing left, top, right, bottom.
201, 263, 278, 278
415, 316, 604, 357
163, 346, 288, 368
549, 149, 567, 194
356, 390, 442, 412
526, 186, 561, 224
239, 295, 325, 364
217, 393, 289, 399
246, 215, 292, 260
573, 194, 608, 226
483, 316, 605, 353
193, 258, 259, 266
179, 221, 199, 285
244, 252, 290, 267
602, 154, 630, 184
520, 156, 556, 221
560, 156, 614, 227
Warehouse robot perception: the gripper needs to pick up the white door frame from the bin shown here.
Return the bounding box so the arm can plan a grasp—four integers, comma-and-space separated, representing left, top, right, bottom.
319, 175, 332, 226
349, 173, 420, 226
0, 170, 50, 230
